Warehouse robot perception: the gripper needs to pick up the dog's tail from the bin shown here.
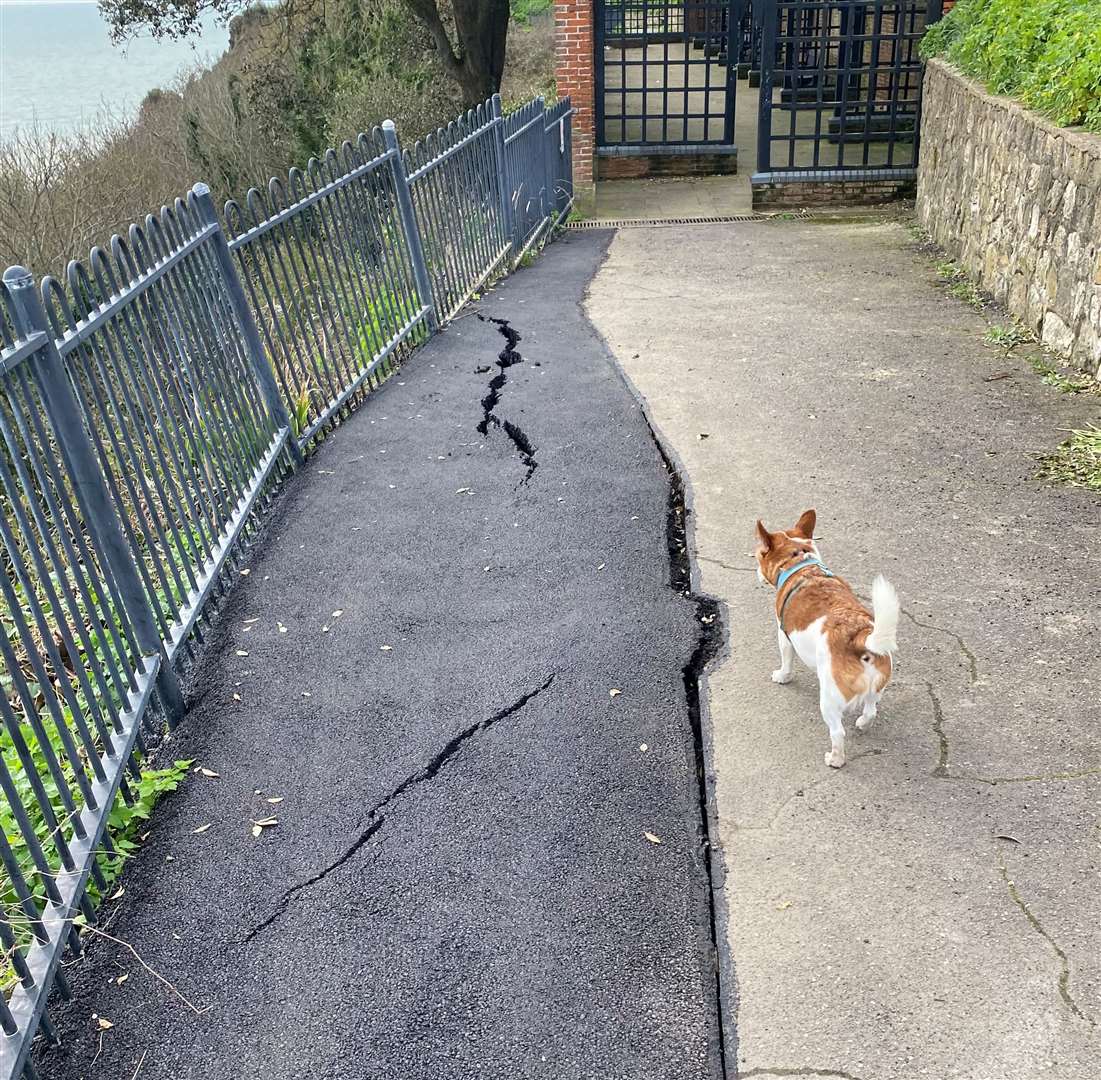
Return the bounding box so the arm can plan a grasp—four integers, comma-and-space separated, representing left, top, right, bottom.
864, 574, 900, 656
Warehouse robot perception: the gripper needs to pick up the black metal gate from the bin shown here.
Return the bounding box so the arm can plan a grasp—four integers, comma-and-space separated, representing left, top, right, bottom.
595, 1, 742, 148
753, 0, 944, 180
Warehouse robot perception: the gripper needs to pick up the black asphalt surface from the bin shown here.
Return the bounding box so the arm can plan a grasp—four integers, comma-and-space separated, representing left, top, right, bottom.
40, 233, 722, 1080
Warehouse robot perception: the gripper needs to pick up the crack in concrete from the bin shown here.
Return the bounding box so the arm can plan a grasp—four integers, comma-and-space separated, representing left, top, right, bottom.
924, 681, 951, 777
926, 682, 1099, 786
736, 750, 885, 833
898, 606, 980, 686
737, 1069, 864, 1079
856, 595, 981, 688
997, 856, 1096, 1027
476, 315, 538, 483
236, 674, 556, 945
698, 555, 758, 574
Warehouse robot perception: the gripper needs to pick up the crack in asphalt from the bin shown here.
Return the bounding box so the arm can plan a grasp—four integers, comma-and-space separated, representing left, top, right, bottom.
998, 856, 1096, 1027
236, 674, 557, 945
476, 315, 538, 483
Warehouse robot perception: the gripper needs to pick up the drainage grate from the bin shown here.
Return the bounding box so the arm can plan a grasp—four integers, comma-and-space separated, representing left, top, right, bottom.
566, 214, 766, 229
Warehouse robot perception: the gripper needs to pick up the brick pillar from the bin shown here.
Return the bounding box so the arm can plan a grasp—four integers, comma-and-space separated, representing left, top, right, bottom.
555, 0, 596, 204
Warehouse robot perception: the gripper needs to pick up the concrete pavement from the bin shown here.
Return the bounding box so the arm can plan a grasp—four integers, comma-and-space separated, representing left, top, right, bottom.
587, 219, 1101, 1080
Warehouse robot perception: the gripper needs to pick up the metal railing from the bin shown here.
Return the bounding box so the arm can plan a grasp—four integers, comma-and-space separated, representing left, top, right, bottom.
0, 92, 572, 1079
753, 0, 942, 180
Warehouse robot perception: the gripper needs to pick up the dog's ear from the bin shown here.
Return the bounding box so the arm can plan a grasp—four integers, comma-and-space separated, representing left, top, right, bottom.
755, 520, 773, 551
792, 508, 816, 539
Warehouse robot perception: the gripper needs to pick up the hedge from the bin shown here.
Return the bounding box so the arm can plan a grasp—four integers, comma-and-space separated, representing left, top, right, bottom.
921, 0, 1101, 134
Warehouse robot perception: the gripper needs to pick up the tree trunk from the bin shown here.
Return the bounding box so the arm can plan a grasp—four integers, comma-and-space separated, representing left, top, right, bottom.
405, 0, 511, 108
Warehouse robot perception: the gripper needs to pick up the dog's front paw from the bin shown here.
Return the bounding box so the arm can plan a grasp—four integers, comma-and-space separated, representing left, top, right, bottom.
771, 669, 794, 685
855, 713, 876, 732
824, 749, 846, 768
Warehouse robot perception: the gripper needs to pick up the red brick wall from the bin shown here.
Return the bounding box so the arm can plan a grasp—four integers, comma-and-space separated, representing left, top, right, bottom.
554, 1, 596, 185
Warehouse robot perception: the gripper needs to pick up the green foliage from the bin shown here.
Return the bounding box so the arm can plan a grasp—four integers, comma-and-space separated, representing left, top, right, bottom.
510, 0, 552, 24
922, 0, 1101, 133
1027, 353, 1097, 394
983, 323, 1034, 350
935, 259, 985, 308
1038, 423, 1101, 490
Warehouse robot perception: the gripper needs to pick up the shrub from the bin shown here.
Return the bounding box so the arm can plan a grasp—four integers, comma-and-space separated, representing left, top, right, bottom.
921, 0, 1101, 134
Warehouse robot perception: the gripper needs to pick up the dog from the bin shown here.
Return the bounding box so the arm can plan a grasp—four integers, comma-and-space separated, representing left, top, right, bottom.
755, 509, 899, 768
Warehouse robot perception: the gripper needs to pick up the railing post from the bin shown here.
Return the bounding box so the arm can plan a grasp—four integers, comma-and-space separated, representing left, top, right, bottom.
381, 121, 438, 334
2, 266, 185, 725
756, 0, 778, 175
190, 183, 304, 466
491, 94, 517, 258
537, 97, 552, 220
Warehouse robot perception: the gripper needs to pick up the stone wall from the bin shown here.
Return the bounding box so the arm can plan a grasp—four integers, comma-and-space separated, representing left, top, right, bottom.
917, 60, 1101, 378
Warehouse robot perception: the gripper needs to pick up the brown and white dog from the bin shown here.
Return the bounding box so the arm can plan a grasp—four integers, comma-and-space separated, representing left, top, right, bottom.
755, 510, 899, 768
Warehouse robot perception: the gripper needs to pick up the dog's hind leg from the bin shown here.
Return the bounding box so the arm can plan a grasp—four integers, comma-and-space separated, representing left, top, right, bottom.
819, 681, 847, 768
772, 623, 795, 684
856, 691, 880, 732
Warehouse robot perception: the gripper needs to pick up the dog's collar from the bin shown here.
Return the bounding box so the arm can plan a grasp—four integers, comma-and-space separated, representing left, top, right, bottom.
774, 556, 832, 591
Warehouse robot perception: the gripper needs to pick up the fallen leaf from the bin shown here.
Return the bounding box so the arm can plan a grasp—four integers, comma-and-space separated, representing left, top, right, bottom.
192, 824, 212, 834
332, 610, 344, 618
235, 650, 249, 657
322, 625, 330, 633
776, 900, 793, 910
96, 1017, 114, 1030
252, 817, 278, 828
232, 693, 241, 702
644, 832, 662, 845
198, 768, 219, 779
380, 644, 393, 651
697, 432, 710, 439
251, 825, 262, 839
302, 691, 312, 697
609, 688, 621, 698
116, 974, 128, 985
597, 563, 606, 570
639, 743, 648, 752
266, 797, 284, 804
165, 855, 174, 862
109, 888, 125, 901
995, 833, 1021, 844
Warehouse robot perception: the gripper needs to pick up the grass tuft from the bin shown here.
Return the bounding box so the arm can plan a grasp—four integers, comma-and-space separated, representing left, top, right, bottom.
1038, 424, 1101, 491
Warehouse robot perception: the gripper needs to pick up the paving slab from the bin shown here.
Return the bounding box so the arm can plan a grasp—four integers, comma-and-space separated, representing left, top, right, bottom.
586, 219, 1101, 1080
38, 233, 723, 1080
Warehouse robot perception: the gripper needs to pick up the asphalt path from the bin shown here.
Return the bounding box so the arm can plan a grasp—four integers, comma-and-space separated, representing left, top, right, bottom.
40, 232, 723, 1080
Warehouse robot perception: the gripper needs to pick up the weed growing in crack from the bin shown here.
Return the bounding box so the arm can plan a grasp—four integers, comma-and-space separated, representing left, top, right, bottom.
983, 323, 1034, 351
935, 259, 986, 309
1027, 354, 1097, 395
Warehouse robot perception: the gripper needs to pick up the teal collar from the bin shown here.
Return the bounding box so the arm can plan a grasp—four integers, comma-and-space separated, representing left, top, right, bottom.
775, 556, 832, 591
